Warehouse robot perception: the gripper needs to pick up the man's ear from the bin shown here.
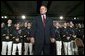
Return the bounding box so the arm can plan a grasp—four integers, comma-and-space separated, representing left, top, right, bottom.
45, 9, 47, 13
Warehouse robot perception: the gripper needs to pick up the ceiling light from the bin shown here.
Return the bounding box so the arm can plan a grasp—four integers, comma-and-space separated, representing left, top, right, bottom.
74, 17, 76, 19
1, 16, 4, 18
21, 15, 26, 19
59, 16, 63, 20
4, 16, 7, 18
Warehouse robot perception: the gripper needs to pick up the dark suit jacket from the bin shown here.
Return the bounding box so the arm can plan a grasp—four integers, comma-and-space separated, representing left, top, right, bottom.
32, 15, 55, 44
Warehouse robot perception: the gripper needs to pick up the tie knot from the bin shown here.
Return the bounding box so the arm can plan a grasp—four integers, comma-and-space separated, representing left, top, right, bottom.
43, 15, 46, 19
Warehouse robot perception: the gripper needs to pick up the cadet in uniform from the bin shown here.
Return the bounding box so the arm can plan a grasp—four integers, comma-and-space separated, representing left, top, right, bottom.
76, 23, 84, 55
1, 19, 14, 55
62, 22, 73, 55
1, 22, 6, 55
21, 22, 28, 55
68, 21, 78, 55
22, 22, 33, 55
54, 22, 62, 55
12, 23, 23, 55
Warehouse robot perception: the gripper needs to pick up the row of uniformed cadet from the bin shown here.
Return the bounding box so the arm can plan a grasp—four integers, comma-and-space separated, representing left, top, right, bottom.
1, 19, 84, 55
1, 19, 33, 55
53, 21, 81, 55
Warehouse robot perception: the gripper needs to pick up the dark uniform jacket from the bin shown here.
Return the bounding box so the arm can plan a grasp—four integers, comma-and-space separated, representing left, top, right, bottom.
12, 28, 23, 43
21, 27, 33, 43
2, 25, 14, 41
54, 27, 62, 41
61, 27, 73, 42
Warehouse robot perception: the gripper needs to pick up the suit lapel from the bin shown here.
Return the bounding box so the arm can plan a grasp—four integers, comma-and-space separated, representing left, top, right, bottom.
45, 17, 49, 27
39, 16, 43, 26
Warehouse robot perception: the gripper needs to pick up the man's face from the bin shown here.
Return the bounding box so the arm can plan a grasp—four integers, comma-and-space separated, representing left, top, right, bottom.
67, 23, 70, 27
16, 23, 20, 28
69, 22, 74, 27
40, 6, 47, 15
1, 23, 5, 28
27, 23, 31, 27
78, 24, 81, 28
24, 22, 28, 27
63, 23, 67, 27
7, 19, 12, 24
55, 22, 59, 27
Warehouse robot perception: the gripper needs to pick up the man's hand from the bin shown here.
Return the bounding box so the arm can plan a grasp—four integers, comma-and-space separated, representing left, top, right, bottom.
67, 37, 70, 40
16, 38, 19, 42
30, 37, 35, 44
13, 37, 15, 39
50, 38, 55, 43
2, 34, 6, 36
63, 35, 66, 37
6, 36, 9, 39
73, 35, 76, 38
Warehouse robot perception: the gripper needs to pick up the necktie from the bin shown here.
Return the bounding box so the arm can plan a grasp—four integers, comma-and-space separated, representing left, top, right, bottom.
43, 15, 46, 27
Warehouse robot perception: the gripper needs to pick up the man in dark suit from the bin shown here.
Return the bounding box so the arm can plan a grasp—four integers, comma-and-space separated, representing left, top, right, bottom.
31, 5, 55, 55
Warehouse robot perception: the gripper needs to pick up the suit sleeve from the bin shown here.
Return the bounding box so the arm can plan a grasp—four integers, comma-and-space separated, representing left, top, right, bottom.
50, 18, 55, 38
31, 17, 37, 38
